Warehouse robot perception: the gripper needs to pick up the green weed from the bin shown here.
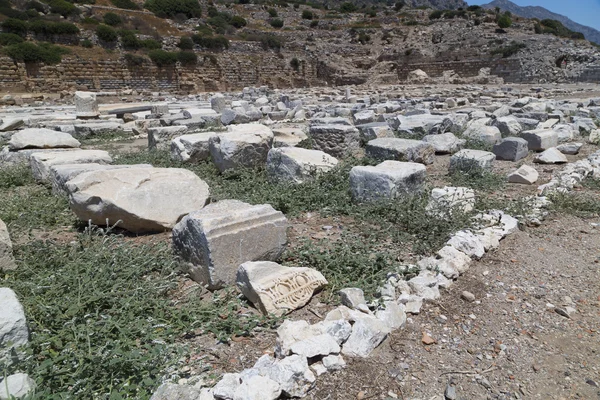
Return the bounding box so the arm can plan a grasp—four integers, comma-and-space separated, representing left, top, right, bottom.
548, 191, 600, 217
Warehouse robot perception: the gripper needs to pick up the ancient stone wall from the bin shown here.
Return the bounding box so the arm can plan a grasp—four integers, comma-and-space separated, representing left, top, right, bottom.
0, 49, 322, 93
396, 58, 525, 83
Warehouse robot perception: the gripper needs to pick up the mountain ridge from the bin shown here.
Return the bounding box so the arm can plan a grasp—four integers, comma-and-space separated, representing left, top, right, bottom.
479, 0, 600, 44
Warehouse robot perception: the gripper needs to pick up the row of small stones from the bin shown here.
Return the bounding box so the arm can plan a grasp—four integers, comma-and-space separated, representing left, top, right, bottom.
152, 151, 600, 400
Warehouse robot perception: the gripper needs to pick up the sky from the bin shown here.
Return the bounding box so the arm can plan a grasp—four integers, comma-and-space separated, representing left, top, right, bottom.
468, 0, 600, 31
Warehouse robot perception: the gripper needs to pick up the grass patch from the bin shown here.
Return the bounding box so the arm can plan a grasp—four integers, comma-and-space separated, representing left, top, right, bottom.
449, 169, 505, 192
549, 191, 600, 217
581, 177, 600, 191
2, 233, 275, 398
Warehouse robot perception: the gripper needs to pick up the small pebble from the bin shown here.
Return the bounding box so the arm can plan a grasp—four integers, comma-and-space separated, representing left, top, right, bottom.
461, 291, 476, 302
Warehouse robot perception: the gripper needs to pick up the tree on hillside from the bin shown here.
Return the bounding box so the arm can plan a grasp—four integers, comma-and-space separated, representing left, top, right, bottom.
497, 14, 512, 29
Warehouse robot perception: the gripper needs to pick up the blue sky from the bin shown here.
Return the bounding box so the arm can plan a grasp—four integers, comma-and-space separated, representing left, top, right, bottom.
468, 0, 600, 31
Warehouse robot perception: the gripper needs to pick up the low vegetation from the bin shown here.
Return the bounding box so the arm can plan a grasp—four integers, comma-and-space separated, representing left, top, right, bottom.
491, 40, 526, 58
534, 19, 585, 40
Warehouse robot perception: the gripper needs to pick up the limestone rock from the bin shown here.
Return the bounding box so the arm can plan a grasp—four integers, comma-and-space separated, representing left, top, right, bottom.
253, 355, 316, 398
74, 91, 98, 114
266, 147, 338, 184
322, 354, 346, 371
209, 124, 274, 172
365, 138, 435, 165
289, 333, 340, 358
375, 301, 406, 330
492, 137, 529, 161
534, 148, 568, 164
72, 122, 121, 139
356, 122, 394, 144
349, 161, 426, 202
449, 150, 495, 173
447, 230, 486, 259
407, 271, 440, 300
272, 127, 308, 147
150, 383, 213, 400
0, 373, 36, 400
0, 219, 16, 271
66, 167, 209, 233
422, 132, 465, 154
589, 129, 600, 145
0, 288, 28, 348
8, 128, 80, 151
234, 375, 281, 400
148, 126, 188, 150
236, 261, 327, 316
49, 163, 153, 196
308, 124, 360, 158
493, 116, 522, 136
30, 150, 112, 182
465, 125, 502, 145
211, 94, 227, 113
407, 69, 428, 83
170, 132, 217, 163
521, 130, 558, 151
339, 288, 366, 309
508, 165, 539, 184
556, 143, 583, 155
341, 315, 391, 358
173, 200, 287, 290
426, 186, 475, 217
0, 117, 24, 132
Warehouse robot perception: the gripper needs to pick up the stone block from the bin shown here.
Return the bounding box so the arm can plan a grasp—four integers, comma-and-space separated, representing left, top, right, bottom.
266, 147, 338, 184
308, 124, 360, 158
236, 261, 327, 316
170, 132, 217, 163
422, 133, 465, 154
508, 165, 539, 184
74, 91, 98, 114
533, 147, 568, 164
172, 200, 288, 289
350, 161, 426, 202
492, 137, 529, 161
30, 150, 112, 182
209, 124, 273, 172
148, 126, 189, 150
8, 128, 80, 151
365, 138, 435, 165
449, 149, 495, 173
520, 129, 558, 151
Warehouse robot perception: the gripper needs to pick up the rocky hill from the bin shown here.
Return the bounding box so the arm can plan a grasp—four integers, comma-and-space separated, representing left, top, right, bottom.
481, 0, 600, 44
401, 0, 467, 9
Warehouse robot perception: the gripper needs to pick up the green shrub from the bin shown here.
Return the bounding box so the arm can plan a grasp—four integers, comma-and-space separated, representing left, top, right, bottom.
429, 9, 443, 19
196, 23, 212, 35
1, 18, 28, 37
207, 15, 232, 34
25, 0, 47, 12
177, 50, 196, 65
357, 30, 370, 44
140, 38, 162, 49
124, 52, 147, 65
178, 36, 194, 49
310, 19, 318, 27
339, 2, 356, 13
103, 12, 122, 26
269, 18, 284, 28
96, 24, 118, 42
0, 32, 24, 45
4, 41, 69, 64
81, 16, 100, 25
148, 49, 177, 66
48, 0, 79, 16
301, 9, 313, 19
111, 0, 140, 9
28, 20, 80, 35
490, 40, 526, 58
80, 38, 93, 47
191, 34, 229, 50
535, 19, 585, 40
290, 57, 300, 71
258, 33, 283, 50
497, 14, 512, 29
145, 0, 201, 18
119, 29, 140, 49
267, 7, 277, 17
230, 15, 247, 28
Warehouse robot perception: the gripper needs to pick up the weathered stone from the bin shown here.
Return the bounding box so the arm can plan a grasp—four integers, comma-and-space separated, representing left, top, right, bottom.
534, 148, 568, 164
322, 354, 346, 371
589, 129, 600, 145
365, 138, 435, 165
426, 186, 475, 217
557, 142, 583, 155
350, 161, 426, 202
0, 373, 36, 400
266, 147, 338, 184
508, 165, 539, 184
449, 150, 495, 173
339, 288, 366, 309
356, 122, 394, 144
422, 133, 465, 154
407, 69, 428, 83
8, 128, 80, 151
397, 294, 423, 314
0, 220, 15, 271
209, 124, 273, 172
447, 230, 485, 259
72, 122, 122, 139
289, 333, 340, 358
407, 271, 440, 300
30, 150, 112, 182
465, 125, 502, 145
353, 109, 375, 125
308, 124, 360, 158
390, 114, 446, 136
211, 94, 227, 113
173, 200, 287, 290
150, 103, 169, 116
0, 288, 28, 348
253, 355, 316, 398
341, 315, 391, 358
375, 301, 406, 330
49, 163, 153, 196
272, 127, 308, 147
237, 261, 327, 316
313, 319, 352, 345
492, 137, 529, 161
67, 167, 209, 233
74, 91, 98, 114
0, 117, 24, 132
147, 126, 188, 150
553, 124, 576, 143
173, 116, 211, 131
150, 383, 213, 400
234, 375, 281, 400
493, 116, 522, 136
170, 132, 217, 163
521, 130, 558, 151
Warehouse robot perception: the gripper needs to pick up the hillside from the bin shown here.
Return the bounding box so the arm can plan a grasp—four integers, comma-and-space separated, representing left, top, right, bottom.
480, 0, 600, 44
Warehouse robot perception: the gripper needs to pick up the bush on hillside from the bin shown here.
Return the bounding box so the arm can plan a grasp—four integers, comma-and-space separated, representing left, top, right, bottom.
269, 18, 284, 28
290, 57, 300, 71
28, 20, 80, 35
490, 40, 526, 58
103, 12, 122, 26
535, 19, 585, 40
124, 52, 147, 65
191, 34, 229, 50
301, 10, 313, 19
111, 0, 140, 10
497, 14, 512, 29
230, 15, 247, 28
267, 8, 277, 17
145, 0, 201, 19
96, 24, 118, 42
339, 2, 356, 13
177, 50, 196, 65
1, 18, 28, 37
48, 0, 79, 16
148, 49, 177, 66
177, 36, 194, 49
0, 33, 24, 46
119, 29, 140, 49
4, 41, 69, 64
140, 38, 162, 49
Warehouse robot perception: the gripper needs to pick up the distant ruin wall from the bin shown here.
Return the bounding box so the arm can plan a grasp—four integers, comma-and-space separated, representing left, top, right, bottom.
396, 58, 526, 83
0, 52, 321, 93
